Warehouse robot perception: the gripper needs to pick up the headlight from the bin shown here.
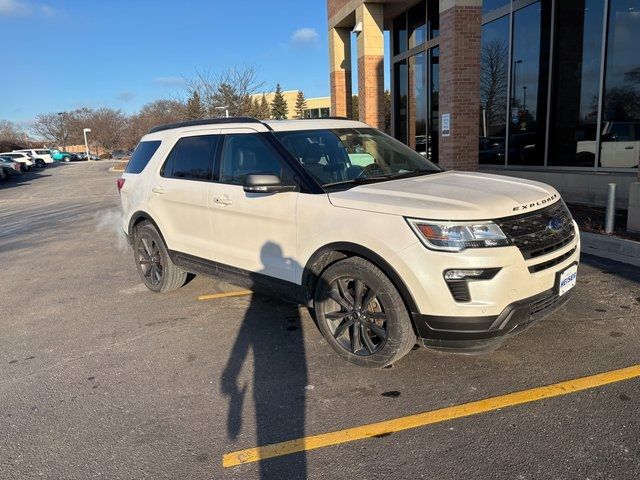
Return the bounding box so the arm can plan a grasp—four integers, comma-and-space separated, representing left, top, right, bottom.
406, 218, 510, 252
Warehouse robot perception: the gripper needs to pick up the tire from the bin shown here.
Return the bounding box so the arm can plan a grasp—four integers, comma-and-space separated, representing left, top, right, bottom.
133, 221, 187, 293
314, 256, 416, 368
0, 168, 6, 182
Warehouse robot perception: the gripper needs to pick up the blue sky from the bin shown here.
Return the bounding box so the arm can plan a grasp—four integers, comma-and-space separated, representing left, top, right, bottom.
1, 0, 385, 123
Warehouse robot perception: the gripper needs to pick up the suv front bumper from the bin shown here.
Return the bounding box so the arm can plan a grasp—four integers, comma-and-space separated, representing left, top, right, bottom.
413, 286, 574, 353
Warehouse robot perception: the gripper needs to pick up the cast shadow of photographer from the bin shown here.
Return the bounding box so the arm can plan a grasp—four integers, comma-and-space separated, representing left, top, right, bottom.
221, 242, 311, 479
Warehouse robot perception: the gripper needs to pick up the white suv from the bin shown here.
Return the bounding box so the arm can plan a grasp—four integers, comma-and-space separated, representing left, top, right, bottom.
14, 149, 54, 166
119, 117, 580, 367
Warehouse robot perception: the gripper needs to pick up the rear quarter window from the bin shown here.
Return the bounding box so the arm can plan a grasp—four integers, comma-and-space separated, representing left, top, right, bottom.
125, 141, 161, 174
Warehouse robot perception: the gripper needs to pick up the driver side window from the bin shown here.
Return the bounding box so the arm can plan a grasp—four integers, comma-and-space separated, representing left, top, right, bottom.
219, 134, 290, 185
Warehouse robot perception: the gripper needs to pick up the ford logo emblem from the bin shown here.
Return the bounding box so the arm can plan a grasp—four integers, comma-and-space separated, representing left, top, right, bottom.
548, 217, 565, 232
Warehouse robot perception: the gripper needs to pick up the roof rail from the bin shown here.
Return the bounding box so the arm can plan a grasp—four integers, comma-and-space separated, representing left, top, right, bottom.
147, 116, 262, 134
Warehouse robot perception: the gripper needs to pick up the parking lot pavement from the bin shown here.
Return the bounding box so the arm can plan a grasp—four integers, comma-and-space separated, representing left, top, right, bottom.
1, 162, 639, 479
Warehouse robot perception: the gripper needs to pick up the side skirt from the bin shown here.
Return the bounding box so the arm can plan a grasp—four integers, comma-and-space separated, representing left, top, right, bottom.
169, 250, 309, 306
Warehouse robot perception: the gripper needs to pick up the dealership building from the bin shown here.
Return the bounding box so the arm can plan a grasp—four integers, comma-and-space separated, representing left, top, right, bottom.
327, 0, 640, 230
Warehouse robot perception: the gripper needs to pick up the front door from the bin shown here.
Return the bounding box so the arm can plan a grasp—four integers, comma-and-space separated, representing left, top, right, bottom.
209, 130, 299, 283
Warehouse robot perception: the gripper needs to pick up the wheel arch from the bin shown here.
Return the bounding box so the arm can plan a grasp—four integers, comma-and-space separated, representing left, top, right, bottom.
302, 242, 419, 316
128, 211, 168, 245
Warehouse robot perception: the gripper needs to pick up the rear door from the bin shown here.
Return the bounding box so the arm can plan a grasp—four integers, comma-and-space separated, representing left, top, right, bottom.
147, 131, 220, 260
209, 130, 299, 282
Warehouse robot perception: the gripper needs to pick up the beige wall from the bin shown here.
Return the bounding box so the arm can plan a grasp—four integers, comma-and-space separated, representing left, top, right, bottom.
251, 91, 331, 119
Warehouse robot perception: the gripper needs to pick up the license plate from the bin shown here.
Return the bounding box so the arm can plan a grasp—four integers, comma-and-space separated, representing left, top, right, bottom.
558, 264, 578, 296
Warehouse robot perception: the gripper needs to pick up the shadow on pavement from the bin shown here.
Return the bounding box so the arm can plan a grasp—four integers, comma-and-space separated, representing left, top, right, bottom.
221, 242, 310, 479
581, 253, 640, 284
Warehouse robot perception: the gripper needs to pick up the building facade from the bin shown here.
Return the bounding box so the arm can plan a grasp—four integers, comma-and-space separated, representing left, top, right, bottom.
327, 0, 640, 230
252, 91, 331, 119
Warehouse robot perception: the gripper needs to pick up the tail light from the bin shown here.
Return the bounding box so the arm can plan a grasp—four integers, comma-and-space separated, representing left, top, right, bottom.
117, 178, 126, 192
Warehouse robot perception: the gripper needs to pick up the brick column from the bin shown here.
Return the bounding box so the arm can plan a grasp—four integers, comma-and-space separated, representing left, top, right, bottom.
329, 27, 352, 118
438, 0, 482, 171
356, 3, 385, 129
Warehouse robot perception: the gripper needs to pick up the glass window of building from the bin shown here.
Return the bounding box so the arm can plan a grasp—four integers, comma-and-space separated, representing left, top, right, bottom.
483, 0, 510, 16
548, 0, 604, 167
394, 60, 409, 144
393, 13, 407, 55
508, 1, 550, 166
429, 47, 439, 163
479, 16, 509, 165
427, 0, 439, 39
408, 53, 427, 154
408, 1, 427, 49
600, 0, 640, 168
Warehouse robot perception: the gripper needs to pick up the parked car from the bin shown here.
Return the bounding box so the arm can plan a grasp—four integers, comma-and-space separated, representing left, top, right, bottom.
14, 148, 54, 167
0, 156, 21, 181
112, 150, 133, 160
576, 121, 640, 168
0, 156, 22, 177
119, 117, 579, 367
0, 152, 35, 171
50, 150, 79, 162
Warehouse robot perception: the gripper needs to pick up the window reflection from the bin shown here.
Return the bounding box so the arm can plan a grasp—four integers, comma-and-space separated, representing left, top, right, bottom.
408, 1, 426, 49
508, 1, 550, 166
393, 13, 407, 56
409, 53, 427, 154
429, 47, 439, 163
479, 16, 509, 164
600, 0, 640, 168
394, 60, 408, 144
483, 0, 510, 16
548, 0, 604, 167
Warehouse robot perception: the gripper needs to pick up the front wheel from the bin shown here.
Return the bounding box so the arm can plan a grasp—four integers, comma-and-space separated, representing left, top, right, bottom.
314, 257, 416, 368
133, 221, 187, 293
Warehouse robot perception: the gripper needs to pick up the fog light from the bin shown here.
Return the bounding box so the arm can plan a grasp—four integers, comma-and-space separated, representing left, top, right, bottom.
444, 269, 485, 280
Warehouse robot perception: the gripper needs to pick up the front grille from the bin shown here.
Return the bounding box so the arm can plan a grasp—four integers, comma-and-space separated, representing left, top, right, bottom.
496, 201, 575, 259
530, 290, 562, 318
528, 247, 577, 273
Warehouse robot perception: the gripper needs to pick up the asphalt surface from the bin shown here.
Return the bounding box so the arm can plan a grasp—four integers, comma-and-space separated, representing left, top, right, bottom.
1, 162, 639, 480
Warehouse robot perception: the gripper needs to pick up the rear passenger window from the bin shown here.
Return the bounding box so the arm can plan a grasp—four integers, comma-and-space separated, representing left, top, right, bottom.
162, 135, 219, 181
125, 141, 161, 174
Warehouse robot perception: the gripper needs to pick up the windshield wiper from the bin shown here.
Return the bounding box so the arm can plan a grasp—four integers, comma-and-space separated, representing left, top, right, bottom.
322, 169, 440, 189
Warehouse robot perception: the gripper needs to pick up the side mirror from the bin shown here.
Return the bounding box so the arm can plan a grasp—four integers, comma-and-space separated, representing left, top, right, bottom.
243, 174, 296, 193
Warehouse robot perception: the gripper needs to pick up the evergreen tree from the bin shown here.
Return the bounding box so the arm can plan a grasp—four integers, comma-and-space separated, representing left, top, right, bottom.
186, 90, 205, 119
259, 94, 270, 119
270, 84, 289, 120
294, 90, 307, 119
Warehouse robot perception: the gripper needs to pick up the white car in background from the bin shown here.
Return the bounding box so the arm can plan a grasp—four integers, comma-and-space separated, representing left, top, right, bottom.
576, 121, 640, 168
14, 149, 54, 167
0, 152, 35, 171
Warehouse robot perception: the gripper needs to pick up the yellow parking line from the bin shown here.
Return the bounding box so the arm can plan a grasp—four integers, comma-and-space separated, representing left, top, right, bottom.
198, 290, 253, 301
222, 364, 640, 468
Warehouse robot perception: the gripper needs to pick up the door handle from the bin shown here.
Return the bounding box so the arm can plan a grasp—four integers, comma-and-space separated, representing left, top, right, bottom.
151, 186, 166, 194
624, 146, 634, 150
214, 195, 233, 206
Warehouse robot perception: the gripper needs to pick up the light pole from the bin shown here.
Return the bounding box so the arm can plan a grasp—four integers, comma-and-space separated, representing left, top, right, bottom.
83, 128, 92, 160
214, 106, 229, 118
522, 85, 527, 112
57, 112, 66, 151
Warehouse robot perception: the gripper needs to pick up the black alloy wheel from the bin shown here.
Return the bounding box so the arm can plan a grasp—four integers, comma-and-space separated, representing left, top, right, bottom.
325, 277, 388, 356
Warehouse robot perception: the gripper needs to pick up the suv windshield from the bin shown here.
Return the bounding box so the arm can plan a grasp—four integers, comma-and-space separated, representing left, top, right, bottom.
275, 128, 441, 188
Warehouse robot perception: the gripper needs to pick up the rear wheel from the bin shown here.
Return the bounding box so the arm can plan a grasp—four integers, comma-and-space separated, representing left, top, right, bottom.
314, 257, 416, 368
133, 221, 187, 293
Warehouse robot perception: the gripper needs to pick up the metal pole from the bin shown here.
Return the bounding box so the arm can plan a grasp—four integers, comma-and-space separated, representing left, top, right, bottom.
84, 131, 90, 161
605, 183, 616, 234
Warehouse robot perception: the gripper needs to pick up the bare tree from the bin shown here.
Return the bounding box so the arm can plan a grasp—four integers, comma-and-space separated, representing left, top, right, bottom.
123, 99, 186, 149
185, 65, 264, 117
0, 120, 26, 144
480, 39, 509, 136
32, 112, 68, 147
89, 108, 127, 151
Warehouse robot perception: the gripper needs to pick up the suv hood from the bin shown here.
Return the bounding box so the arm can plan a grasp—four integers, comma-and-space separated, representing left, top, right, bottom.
327, 171, 560, 220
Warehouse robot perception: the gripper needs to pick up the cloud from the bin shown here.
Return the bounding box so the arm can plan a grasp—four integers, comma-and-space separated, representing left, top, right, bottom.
0, 0, 54, 16
291, 27, 319, 48
153, 76, 185, 88
116, 91, 135, 103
